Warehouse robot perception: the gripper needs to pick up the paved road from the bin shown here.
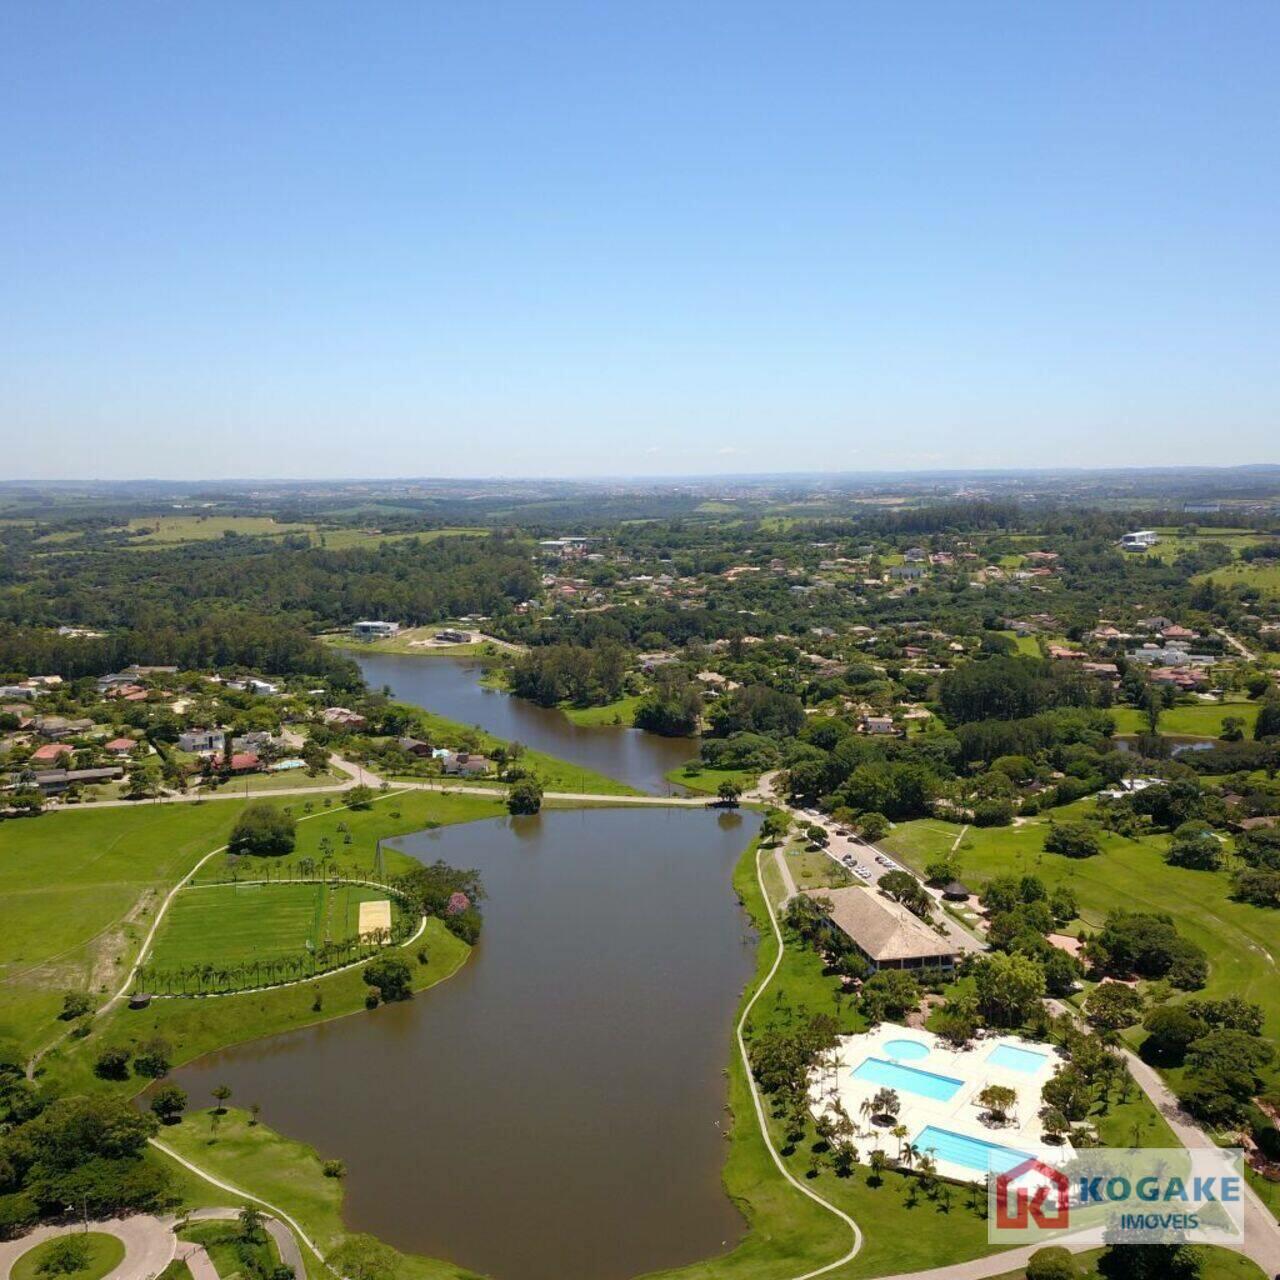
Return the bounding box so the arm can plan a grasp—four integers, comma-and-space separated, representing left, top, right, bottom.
0, 1215, 175, 1280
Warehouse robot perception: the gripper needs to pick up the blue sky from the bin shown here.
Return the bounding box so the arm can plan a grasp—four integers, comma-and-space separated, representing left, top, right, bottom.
2, 2, 1277, 479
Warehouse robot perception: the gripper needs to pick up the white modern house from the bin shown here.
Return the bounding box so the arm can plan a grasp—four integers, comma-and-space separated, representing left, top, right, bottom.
1120, 530, 1160, 550
351, 620, 401, 641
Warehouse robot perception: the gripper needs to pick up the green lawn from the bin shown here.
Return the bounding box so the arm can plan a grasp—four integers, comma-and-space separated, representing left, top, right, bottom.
178, 1220, 282, 1279
157, 1109, 481, 1280
0, 802, 251, 1053
1109, 700, 1260, 737
560, 694, 645, 727
779, 845, 854, 890
11, 1234, 125, 1280
1203, 560, 1280, 597
881, 811, 1280, 1040
147, 881, 401, 973
664, 763, 760, 796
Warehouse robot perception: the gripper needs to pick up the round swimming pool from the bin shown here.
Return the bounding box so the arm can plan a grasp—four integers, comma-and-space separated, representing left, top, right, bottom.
883, 1038, 930, 1062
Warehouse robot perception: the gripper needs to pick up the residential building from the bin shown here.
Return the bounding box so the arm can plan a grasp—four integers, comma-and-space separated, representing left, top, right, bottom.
1120, 531, 1160, 550
351, 620, 401, 641
178, 729, 225, 753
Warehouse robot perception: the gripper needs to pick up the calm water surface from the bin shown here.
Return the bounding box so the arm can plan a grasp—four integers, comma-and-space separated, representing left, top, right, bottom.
174, 808, 758, 1280
351, 651, 695, 795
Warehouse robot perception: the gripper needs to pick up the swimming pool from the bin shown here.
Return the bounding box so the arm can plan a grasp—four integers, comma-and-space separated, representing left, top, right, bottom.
986, 1044, 1048, 1074
883, 1038, 930, 1062
915, 1125, 1032, 1174
851, 1057, 963, 1101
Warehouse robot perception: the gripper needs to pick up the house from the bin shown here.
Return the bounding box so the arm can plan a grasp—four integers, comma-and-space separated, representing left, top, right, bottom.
32, 716, 93, 740
105, 684, 148, 702
231, 731, 282, 753
809, 887, 957, 971
904, 547, 927, 562
397, 737, 433, 757
104, 737, 137, 757
434, 628, 471, 644
1120, 531, 1159, 550
1047, 645, 1085, 660
0, 685, 38, 701
178, 729, 225, 754
889, 564, 925, 581
28, 767, 123, 795
862, 715, 897, 736
1081, 662, 1120, 679
226, 677, 280, 696
1161, 625, 1198, 641
322, 707, 367, 729
225, 752, 262, 774
351, 620, 401, 642
30, 743, 73, 765
440, 751, 492, 777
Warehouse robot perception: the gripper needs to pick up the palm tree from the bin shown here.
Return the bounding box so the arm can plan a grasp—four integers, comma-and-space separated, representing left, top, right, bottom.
899, 1140, 921, 1172
891, 1123, 908, 1162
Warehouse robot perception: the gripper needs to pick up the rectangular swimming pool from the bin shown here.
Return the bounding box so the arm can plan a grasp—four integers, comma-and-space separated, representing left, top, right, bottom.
851, 1056, 964, 1101
986, 1044, 1049, 1074
915, 1125, 1031, 1174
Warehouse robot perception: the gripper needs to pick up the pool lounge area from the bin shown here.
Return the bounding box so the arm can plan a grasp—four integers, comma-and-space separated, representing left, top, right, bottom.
809, 1024, 1072, 1184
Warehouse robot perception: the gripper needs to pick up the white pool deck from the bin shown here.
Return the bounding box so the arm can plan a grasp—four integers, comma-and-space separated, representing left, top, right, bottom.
808, 1024, 1074, 1184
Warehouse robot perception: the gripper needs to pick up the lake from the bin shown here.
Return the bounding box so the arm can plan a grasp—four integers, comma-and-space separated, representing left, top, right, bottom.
351, 651, 697, 795
172, 806, 759, 1280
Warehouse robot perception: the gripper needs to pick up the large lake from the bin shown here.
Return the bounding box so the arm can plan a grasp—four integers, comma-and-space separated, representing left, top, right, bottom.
351, 651, 695, 795
173, 657, 759, 1280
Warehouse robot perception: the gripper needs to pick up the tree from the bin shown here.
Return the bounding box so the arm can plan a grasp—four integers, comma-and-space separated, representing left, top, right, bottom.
229, 803, 296, 857
329, 1234, 400, 1280
859, 812, 890, 842
1097, 1242, 1202, 1280
869, 1087, 900, 1124
507, 777, 543, 815
36, 1236, 91, 1275
347, 784, 375, 809
1254, 692, 1280, 741
716, 779, 742, 806
859, 969, 921, 1022
1141, 1004, 1207, 1065
974, 952, 1046, 1027
1025, 1245, 1077, 1280
878, 870, 931, 918
302, 740, 330, 775
363, 954, 413, 1002
1043, 822, 1102, 859
150, 1084, 187, 1124
805, 824, 829, 849
133, 1037, 173, 1078
94, 1046, 131, 1080
1085, 982, 1145, 1031
977, 1084, 1018, 1125
1165, 823, 1223, 871
211, 1084, 232, 1113
59, 991, 92, 1021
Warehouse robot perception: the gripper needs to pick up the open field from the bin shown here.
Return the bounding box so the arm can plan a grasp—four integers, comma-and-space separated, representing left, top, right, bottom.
880, 808, 1280, 1041
998, 630, 1042, 656
157, 1109, 482, 1280
663, 762, 760, 796
110, 516, 487, 552
1202, 559, 1280, 597
325, 622, 513, 657
1109, 699, 1261, 737
147, 881, 400, 972
1, 788, 503, 1060
560, 693, 644, 726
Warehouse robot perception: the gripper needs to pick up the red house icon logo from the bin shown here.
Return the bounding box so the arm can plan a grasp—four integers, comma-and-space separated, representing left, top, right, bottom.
994, 1156, 1071, 1232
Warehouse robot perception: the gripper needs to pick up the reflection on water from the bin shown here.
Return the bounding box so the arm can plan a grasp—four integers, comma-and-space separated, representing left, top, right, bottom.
351, 652, 696, 795
173, 807, 760, 1280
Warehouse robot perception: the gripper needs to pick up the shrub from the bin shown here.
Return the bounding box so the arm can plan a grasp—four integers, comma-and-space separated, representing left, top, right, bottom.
1026, 1245, 1076, 1280
1043, 822, 1102, 859
363, 954, 412, 1002
228, 803, 296, 857
94, 1046, 131, 1080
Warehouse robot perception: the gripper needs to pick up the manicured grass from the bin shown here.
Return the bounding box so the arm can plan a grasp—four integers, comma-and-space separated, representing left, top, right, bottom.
560, 694, 645, 727
147, 882, 400, 973
12, 1233, 125, 1280
664, 763, 760, 796
1203, 560, 1280, 597
998, 630, 1042, 657
0, 802, 251, 1053
157, 1109, 482, 1280
882, 811, 1280, 1041
178, 1220, 282, 1279
780, 845, 854, 890
1109, 700, 1260, 737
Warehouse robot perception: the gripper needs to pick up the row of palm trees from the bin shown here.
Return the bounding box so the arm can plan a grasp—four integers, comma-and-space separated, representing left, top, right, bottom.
135, 923, 410, 996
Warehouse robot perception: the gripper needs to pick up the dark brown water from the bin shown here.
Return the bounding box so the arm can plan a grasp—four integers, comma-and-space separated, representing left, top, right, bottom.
172, 807, 759, 1280
351, 652, 696, 795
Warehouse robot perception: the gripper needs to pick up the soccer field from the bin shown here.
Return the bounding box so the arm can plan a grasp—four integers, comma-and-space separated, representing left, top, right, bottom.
147, 881, 397, 971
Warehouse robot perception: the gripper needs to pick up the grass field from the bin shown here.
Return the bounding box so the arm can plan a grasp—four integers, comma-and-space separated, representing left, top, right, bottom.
147, 881, 400, 972
1203, 559, 1280, 597
11, 1234, 126, 1280
157, 1109, 482, 1280
1, 788, 503, 1061
560, 694, 644, 727
663, 763, 760, 796
998, 630, 1042, 656
1109, 699, 1260, 737
879, 808, 1280, 1041
114, 516, 487, 552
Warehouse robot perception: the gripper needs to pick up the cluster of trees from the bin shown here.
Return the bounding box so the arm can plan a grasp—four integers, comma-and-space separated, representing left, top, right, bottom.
1232, 826, 1280, 907
393, 859, 485, 943
508, 642, 629, 708
0, 1095, 169, 1234
229, 804, 297, 856
1083, 910, 1207, 990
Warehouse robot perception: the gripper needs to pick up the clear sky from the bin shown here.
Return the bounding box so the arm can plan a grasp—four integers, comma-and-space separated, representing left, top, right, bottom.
3, 2, 1278, 479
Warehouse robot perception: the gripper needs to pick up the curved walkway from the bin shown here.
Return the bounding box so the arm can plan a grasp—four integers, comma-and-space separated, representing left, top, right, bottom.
0, 1215, 175, 1280
738, 842, 863, 1277
183, 1208, 307, 1278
